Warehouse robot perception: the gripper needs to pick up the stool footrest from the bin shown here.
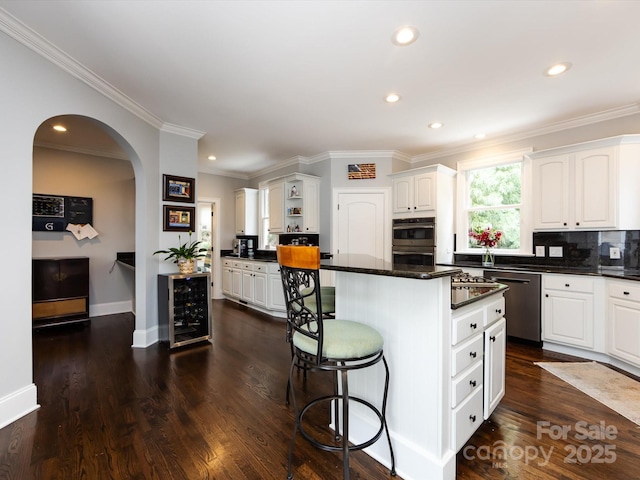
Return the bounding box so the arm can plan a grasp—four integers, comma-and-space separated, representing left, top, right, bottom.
298, 394, 385, 453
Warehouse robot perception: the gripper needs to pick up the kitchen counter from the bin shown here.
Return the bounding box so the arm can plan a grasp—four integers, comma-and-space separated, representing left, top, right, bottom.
320, 255, 507, 480
321, 253, 461, 279
448, 261, 640, 281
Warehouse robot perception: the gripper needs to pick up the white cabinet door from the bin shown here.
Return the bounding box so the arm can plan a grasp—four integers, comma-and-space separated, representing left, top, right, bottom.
392, 177, 413, 214
253, 272, 268, 308
242, 269, 254, 302
543, 289, 594, 348
231, 269, 242, 298
222, 266, 233, 296
609, 298, 640, 367
268, 182, 285, 234
414, 172, 436, 212
235, 190, 246, 234
532, 154, 570, 230
302, 179, 320, 233
268, 272, 286, 311
484, 318, 506, 419
574, 147, 616, 229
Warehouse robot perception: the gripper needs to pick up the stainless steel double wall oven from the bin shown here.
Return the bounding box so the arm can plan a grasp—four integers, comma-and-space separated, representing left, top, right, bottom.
392, 217, 436, 267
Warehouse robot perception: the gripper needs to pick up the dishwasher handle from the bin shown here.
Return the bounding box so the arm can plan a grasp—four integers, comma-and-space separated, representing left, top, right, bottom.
489, 276, 531, 285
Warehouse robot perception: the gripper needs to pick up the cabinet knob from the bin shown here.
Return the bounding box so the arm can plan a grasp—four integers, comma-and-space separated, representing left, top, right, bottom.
470, 351, 477, 358
496, 308, 502, 314
624, 291, 630, 295
563, 222, 567, 226
490, 335, 496, 342
470, 322, 477, 329
576, 222, 580, 226
470, 380, 477, 387
545, 293, 549, 297
565, 284, 570, 287
469, 415, 477, 423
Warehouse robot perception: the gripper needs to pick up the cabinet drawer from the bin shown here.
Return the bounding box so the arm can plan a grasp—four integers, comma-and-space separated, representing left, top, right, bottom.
241, 262, 254, 271
253, 263, 267, 273
545, 275, 594, 293
452, 387, 483, 452
267, 263, 281, 274
451, 361, 483, 408
451, 334, 483, 376
485, 296, 505, 327
609, 281, 640, 302
223, 259, 233, 267
452, 308, 483, 345
231, 261, 243, 269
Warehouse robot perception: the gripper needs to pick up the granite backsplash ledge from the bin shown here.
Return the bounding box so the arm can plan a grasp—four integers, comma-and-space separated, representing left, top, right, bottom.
455, 230, 640, 271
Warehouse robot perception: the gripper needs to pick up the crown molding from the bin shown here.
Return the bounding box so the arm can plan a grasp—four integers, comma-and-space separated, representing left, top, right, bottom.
411, 103, 640, 164
0, 9, 189, 134
34, 141, 130, 161
160, 123, 205, 140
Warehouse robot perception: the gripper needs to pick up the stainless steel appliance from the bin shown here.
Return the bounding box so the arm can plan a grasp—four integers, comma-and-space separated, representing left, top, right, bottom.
392, 217, 436, 267
484, 269, 541, 343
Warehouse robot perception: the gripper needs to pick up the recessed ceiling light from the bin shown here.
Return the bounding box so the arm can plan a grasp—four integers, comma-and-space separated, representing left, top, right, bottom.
545, 62, 572, 76
52, 125, 67, 132
428, 122, 443, 129
392, 26, 419, 46
474, 133, 486, 139
208, 155, 216, 161
385, 93, 401, 103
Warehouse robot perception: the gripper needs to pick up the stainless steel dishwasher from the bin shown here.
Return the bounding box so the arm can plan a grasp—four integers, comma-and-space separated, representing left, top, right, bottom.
483, 269, 541, 343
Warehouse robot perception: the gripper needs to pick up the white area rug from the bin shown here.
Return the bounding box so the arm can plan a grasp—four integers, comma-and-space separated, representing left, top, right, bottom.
535, 361, 640, 426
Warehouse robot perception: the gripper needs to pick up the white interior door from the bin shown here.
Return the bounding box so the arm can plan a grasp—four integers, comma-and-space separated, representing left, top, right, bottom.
333, 189, 389, 260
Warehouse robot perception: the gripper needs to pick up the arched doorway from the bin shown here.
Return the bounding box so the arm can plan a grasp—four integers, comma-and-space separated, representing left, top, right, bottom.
32, 114, 138, 327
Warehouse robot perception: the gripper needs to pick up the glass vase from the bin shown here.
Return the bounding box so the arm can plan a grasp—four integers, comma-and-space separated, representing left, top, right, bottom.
482, 248, 494, 267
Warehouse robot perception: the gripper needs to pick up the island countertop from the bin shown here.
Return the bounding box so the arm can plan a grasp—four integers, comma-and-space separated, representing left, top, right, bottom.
320, 254, 462, 279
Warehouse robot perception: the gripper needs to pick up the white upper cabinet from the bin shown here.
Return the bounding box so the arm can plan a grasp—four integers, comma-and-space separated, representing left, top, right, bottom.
531, 135, 640, 231
390, 164, 455, 217
392, 171, 437, 214
268, 182, 285, 234
268, 173, 320, 234
235, 188, 258, 235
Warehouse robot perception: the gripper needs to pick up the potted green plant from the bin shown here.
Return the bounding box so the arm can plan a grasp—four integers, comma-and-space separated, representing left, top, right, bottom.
153, 232, 207, 274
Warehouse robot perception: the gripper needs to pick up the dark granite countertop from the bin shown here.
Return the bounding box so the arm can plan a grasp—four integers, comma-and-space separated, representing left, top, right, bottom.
116, 252, 135, 268
445, 262, 640, 282
320, 254, 462, 280
451, 283, 509, 309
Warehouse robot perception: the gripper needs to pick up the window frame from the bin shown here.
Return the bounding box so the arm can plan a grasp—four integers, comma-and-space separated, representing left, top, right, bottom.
456, 148, 533, 256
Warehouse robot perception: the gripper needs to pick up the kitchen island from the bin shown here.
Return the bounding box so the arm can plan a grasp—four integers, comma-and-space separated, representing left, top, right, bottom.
320, 254, 507, 480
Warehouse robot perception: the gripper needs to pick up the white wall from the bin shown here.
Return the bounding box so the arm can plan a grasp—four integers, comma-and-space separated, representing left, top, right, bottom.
0, 28, 193, 429
32, 147, 135, 315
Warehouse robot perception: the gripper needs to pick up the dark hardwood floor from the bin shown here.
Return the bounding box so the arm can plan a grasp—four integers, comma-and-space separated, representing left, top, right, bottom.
1, 299, 639, 479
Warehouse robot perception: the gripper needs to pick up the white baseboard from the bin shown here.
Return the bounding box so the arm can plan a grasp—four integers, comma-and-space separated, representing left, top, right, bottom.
89, 300, 133, 317
0, 384, 39, 430
132, 325, 160, 348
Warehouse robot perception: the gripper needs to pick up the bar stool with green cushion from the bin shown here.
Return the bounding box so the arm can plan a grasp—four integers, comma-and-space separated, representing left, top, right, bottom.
276, 245, 396, 480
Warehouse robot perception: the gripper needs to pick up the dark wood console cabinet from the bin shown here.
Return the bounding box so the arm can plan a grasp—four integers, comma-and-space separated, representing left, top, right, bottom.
32, 257, 90, 328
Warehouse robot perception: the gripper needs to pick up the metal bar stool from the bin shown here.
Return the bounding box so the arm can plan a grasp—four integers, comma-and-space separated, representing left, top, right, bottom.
277, 245, 396, 480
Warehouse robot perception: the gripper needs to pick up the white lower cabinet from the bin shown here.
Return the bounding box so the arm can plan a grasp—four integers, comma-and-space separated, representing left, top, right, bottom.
450, 293, 506, 451
608, 280, 640, 367
484, 317, 506, 419
542, 274, 595, 349
223, 258, 285, 316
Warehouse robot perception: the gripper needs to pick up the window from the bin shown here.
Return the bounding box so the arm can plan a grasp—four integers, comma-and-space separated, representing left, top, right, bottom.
456, 149, 532, 255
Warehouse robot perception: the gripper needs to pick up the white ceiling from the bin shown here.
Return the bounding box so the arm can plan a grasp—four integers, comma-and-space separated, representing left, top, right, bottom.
3, 1, 640, 178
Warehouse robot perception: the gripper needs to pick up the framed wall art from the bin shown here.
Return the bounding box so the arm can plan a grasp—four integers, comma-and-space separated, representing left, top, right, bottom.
163, 174, 195, 203
163, 205, 195, 232
348, 163, 376, 180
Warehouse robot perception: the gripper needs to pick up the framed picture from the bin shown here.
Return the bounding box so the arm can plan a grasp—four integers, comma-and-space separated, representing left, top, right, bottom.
163, 205, 195, 232
163, 174, 195, 203
348, 163, 376, 180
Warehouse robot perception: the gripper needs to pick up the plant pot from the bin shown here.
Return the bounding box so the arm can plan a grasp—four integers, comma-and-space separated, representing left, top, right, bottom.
178, 259, 195, 274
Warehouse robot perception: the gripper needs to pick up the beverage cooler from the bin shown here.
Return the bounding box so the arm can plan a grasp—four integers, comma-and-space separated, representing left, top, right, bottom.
158, 272, 212, 349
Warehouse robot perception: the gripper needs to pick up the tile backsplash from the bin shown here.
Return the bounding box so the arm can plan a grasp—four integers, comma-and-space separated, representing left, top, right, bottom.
455, 230, 640, 271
